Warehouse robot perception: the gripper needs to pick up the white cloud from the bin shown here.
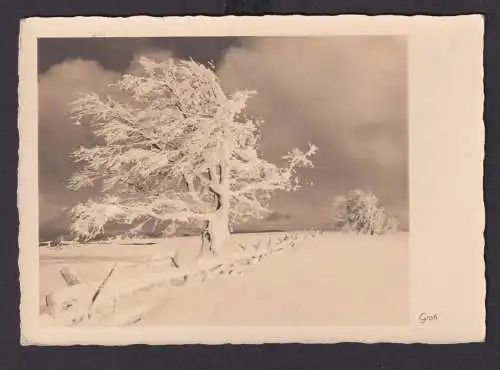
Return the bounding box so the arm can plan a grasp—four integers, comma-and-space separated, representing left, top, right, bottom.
217, 37, 408, 228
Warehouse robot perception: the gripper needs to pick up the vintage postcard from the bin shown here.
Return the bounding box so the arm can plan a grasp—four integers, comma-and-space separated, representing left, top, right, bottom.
18, 15, 485, 345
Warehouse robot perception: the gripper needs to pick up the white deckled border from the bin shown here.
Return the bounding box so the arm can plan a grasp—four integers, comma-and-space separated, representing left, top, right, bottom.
18, 15, 485, 345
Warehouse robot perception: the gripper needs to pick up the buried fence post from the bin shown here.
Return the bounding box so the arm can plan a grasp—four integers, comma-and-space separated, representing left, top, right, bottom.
45, 263, 119, 325
59, 267, 81, 286
87, 262, 119, 313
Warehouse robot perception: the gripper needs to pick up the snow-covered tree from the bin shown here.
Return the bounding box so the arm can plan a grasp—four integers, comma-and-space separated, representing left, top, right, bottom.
67, 56, 317, 256
331, 189, 400, 235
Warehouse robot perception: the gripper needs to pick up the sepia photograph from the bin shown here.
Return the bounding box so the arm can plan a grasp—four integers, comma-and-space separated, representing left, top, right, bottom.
19, 16, 484, 344
37, 35, 409, 328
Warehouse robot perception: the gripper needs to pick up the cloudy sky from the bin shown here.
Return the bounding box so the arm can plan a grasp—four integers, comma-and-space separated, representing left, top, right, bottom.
38, 36, 408, 239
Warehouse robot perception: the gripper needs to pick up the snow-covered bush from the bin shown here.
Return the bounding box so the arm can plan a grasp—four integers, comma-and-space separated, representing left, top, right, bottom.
331, 189, 399, 235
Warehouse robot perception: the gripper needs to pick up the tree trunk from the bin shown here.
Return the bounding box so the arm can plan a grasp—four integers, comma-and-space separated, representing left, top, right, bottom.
199, 163, 230, 258
200, 208, 230, 257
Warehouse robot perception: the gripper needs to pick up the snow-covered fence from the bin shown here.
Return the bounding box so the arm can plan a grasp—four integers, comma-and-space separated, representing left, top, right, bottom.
40, 239, 81, 248
41, 231, 319, 326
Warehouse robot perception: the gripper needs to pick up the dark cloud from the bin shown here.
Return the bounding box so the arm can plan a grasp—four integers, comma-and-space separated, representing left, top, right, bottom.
38, 37, 408, 239
38, 37, 240, 74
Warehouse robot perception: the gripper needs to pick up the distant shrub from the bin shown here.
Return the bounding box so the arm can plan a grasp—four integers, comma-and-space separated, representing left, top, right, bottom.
331, 189, 400, 235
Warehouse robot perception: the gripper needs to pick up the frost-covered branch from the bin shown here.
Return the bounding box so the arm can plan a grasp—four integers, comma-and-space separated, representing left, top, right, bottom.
227, 143, 317, 223
66, 56, 317, 242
